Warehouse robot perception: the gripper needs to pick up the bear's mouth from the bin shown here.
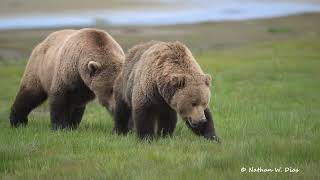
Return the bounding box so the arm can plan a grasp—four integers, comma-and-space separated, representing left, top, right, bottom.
186, 118, 208, 128
187, 119, 199, 128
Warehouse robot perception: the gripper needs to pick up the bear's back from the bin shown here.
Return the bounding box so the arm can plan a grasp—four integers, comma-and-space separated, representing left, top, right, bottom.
121, 41, 161, 103
29, 29, 76, 65
27, 28, 125, 94
123, 41, 160, 80
67, 28, 124, 59
23, 29, 76, 92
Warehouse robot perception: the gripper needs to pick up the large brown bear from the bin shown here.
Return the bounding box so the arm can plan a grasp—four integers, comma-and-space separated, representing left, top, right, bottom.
10, 28, 125, 129
113, 41, 219, 142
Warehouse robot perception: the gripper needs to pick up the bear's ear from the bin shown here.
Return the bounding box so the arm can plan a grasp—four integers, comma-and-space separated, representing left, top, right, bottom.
170, 74, 186, 88
204, 74, 212, 87
88, 61, 101, 76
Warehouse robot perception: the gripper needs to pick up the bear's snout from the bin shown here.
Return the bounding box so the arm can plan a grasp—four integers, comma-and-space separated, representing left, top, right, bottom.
188, 118, 207, 128
198, 118, 207, 123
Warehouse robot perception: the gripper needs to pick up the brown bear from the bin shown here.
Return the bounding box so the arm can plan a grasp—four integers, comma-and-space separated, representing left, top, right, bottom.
9, 28, 125, 130
113, 41, 220, 142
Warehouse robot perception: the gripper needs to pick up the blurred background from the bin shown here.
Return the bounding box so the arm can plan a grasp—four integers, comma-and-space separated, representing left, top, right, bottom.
0, 0, 320, 60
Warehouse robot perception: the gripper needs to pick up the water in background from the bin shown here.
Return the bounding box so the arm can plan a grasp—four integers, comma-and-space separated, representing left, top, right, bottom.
0, 0, 320, 30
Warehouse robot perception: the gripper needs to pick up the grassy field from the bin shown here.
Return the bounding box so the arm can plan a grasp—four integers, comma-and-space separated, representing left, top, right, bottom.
0, 34, 319, 179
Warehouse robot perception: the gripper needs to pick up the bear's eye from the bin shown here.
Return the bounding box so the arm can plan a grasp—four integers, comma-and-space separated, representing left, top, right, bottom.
109, 89, 113, 94
191, 102, 197, 107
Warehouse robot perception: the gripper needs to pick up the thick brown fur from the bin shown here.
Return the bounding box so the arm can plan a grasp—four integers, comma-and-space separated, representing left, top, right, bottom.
113, 41, 219, 142
10, 28, 125, 129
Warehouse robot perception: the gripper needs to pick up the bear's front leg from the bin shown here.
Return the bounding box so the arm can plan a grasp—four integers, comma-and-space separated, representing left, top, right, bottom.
133, 105, 156, 140
157, 106, 177, 137
49, 93, 72, 130
203, 108, 220, 143
186, 108, 220, 143
113, 98, 131, 135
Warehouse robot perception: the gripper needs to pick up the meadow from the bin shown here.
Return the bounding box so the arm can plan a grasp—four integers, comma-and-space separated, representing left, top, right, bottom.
0, 33, 319, 179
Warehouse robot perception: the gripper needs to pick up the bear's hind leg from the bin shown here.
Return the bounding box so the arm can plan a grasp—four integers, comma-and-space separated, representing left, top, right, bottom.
10, 85, 47, 127
113, 99, 131, 135
157, 106, 177, 137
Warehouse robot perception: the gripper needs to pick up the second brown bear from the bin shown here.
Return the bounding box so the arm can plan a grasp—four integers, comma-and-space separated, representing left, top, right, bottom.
113, 41, 219, 142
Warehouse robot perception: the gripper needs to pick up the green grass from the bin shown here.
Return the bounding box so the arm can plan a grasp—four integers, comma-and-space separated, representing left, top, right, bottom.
1, 37, 320, 179
267, 26, 294, 33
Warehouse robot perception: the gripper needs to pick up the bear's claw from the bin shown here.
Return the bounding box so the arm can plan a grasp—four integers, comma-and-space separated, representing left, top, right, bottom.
207, 135, 221, 144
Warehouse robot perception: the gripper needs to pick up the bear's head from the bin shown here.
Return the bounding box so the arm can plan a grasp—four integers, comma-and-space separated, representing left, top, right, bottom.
169, 74, 212, 126
84, 56, 123, 109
